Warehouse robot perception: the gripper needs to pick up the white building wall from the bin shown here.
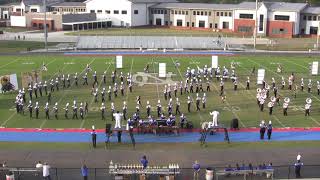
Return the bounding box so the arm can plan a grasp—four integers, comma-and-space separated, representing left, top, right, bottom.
174, 14, 186, 26
131, 3, 149, 26
304, 20, 320, 34
257, 4, 268, 34
86, 0, 132, 26
219, 16, 233, 30
195, 15, 208, 28
10, 16, 26, 27
153, 14, 164, 25
268, 11, 299, 35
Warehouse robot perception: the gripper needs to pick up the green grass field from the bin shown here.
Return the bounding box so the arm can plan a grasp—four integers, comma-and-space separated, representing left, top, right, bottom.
0, 54, 320, 129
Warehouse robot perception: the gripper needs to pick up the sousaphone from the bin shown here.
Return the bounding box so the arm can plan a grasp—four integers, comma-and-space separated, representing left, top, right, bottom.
257, 88, 262, 93
284, 97, 290, 103
306, 98, 312, 104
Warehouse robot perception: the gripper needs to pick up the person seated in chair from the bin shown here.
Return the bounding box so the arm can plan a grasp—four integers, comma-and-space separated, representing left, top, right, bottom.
160, 113, 166, 120
180, 113, 187, 128
166, 117, 174, 127
148, 116, 157, 126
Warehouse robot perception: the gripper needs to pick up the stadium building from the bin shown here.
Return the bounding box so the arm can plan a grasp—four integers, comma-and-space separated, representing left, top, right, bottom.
0, 0, 320, 37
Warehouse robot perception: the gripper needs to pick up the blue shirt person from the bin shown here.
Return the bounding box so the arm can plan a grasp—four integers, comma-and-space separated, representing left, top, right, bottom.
81, 164, 88, 180
140, 155, 148, 169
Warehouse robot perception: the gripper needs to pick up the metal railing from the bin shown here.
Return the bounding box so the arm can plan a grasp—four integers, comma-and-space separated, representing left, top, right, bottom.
1, 165, 320, 180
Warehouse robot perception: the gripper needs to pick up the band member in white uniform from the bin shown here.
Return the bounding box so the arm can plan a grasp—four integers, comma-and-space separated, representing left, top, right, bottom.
301, 78, 304, 91
268, 101, 274, 115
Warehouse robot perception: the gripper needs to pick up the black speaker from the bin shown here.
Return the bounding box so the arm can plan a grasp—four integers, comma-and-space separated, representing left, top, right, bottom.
231, 118, 239, 129
105, 124, 112, 134
186, 122, 193, 129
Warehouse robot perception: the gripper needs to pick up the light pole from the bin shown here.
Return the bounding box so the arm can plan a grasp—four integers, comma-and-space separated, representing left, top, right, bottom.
317, 21, 320, 50
43, 0, 48, 51
253, 0, 258, 49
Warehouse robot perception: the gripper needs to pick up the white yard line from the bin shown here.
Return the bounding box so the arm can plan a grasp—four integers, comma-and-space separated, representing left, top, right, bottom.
1, 57, 63, 127
0, 58, 19, 69
125, 58, 134, 103
39, 58, 96, 129
237, 65, 286, 128
79, 61, 112, 128
0, 112, 17, 127
171, 57, 205, 126
283, 59, 320, 103
152, 58, 160, 99
248, 59, 320, 126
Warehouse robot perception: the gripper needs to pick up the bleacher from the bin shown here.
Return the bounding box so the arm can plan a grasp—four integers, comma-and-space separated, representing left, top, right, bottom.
76, 36, 226, 50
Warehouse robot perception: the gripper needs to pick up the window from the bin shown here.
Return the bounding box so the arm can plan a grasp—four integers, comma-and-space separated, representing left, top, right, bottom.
186, 11, 188, 15
121, 10, 127, 14
175, 10, 177, 14
200, 11, 203, 16
30, 9, 37, 12
164, 10, 167, 14
97, 10, 102, 13
220, 12, 224, 16
229, 12, 232, 17
134, 10, 138, 14
182, 11, 185, 15
170, 21, 172, 25
187, 22, 189, 27
192, 22, 194, 27
223, 21, 229, 29
160, 10, 163, 14
238, 26, 252, 33
165, 21, 168, 26
177, 19, 183, 26
209, 23, 212, 28
171, 10, 174, 14
239, 13, 253, 19
259, 14, 264, 31
272, 28, 288, 34
106, 10, 110, 14
205, 12, 207, 16
32, 23, 37, 28
178, 10, 181, 14
310, 26, 318, 35
199, 20, 205, 28
216, 12, 219, 16
209, 12, 211, 16
224, 12, 227, 16
214, 23, 218, 28
313, 16, 317, 21
318, 16, 320, 21
303, 15, 306, 20
197, 11, 200, 15
114, 10, 119, 14
193, 11, 196, 15
90, 10, 95, 13
274, 15, 290, 21
308, 16, 312, 20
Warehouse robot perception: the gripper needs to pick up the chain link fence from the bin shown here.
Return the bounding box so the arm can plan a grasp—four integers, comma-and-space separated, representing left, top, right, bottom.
1, 165, 320, 180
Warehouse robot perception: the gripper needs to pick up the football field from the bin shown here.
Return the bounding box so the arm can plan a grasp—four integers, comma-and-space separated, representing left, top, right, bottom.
0, 53, 320, 129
